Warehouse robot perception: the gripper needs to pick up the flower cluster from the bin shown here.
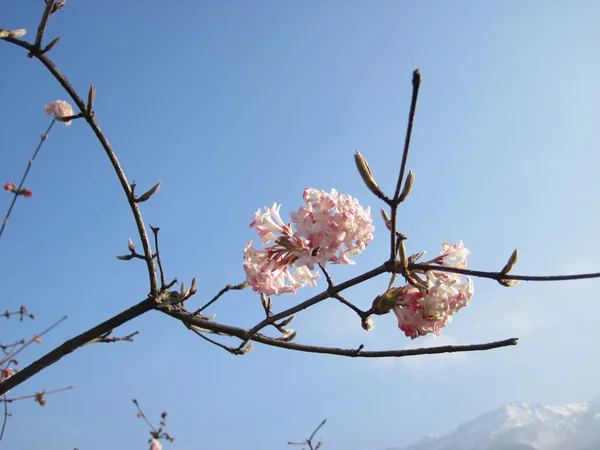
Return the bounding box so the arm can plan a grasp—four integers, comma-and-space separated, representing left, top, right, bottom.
0, 367, 14, 383
44, 100, 74, 125
243, 188, 374, 296
4, 182, 32, 197
388, 242, 473, 339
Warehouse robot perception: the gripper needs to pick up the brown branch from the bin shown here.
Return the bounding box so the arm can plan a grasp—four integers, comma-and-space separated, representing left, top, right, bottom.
150, 226, 166, 289
163, 307, 518, 358
194, 281, 249, 315
408, 263, 600, 282
0, 297, 155, 396
4, 35, 159, 294
31, 0, 54, 53
243, 263, 387, 340
389, 69, 421, 260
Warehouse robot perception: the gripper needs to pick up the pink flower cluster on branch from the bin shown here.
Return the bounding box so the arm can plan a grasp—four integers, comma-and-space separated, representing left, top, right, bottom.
375, 242, 474, 339
4, 182, 32, 197
243, 188, 374, 295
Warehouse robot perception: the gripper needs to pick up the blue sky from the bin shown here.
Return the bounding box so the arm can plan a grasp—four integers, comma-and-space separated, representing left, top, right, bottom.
1, 1, 600, 449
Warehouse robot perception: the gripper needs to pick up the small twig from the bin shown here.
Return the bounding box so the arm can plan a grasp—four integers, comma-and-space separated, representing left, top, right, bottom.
319, 263, 334, 289
84, 331, 139, 345
389, 69, 421, 260
331, 293, 366, 318
288, 419, 327, 450
132, 399, 157, 434
0, 315, 67, 366
407, 263, 600, 282
187, 326, 241, 355
150, 226, 166, 288
1, 119, 56, 240
0, 394, 8, 441
31, 0, 55, 54
0, 385, 74, 403
194, 281, 248, 315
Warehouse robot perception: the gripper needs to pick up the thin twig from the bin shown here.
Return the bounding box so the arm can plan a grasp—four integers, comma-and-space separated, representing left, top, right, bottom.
32, 0, 54, 53
194, 282, 248, 315
187, 326, 240, 355
0, 386, 74, 403
84, 331, 139, 345
389, 69, 421, 260
332, 293, 365, 318
0, 118, 55, 240
150, 226, 166, 288
0, 315, 67, 366
0, 394, 7, 441
319, 263, 334, 289
243, 263, 387, 340
408, 263, 600, 282
132, 399, 157, 434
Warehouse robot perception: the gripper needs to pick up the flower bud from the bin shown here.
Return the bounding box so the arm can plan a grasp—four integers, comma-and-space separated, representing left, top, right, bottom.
501, 249, 519, 275
354, 150, 385, 200
499, 278, 520, 287
361, 315, 374, 331
136, 182, 161, 202
127, 238, 135, 252
9, 29, 27, 38
398, 170, 415, 203
380, 208, 392, 231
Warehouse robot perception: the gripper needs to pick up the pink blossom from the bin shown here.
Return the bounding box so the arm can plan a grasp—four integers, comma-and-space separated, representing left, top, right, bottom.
4, 182, 16, 193
291, 188, 374, 265
44, 100, 74, 125
1, 367, 15, 382
243, 189, 373, 295
150, 439, 162, 450
20, 189, 33, 198
391, 242, 474, 339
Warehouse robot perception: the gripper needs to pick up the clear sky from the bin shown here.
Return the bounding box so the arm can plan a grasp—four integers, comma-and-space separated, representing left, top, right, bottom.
1, 1, 600, 449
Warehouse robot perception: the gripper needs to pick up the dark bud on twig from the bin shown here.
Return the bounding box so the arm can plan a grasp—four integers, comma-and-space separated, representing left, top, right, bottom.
190, 277, 197, 295
42, 36, 60, 54
87, 84, 96, 113
354, 150, 385, 200
116, 254, 135, 261
135, 182, 161, 202
413, 68, 422, 88
398, 170, 415, 203
499, 278, 520, 287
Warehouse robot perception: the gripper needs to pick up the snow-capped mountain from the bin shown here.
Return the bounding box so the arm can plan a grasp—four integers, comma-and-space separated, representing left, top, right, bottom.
394, 398, 600, 450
